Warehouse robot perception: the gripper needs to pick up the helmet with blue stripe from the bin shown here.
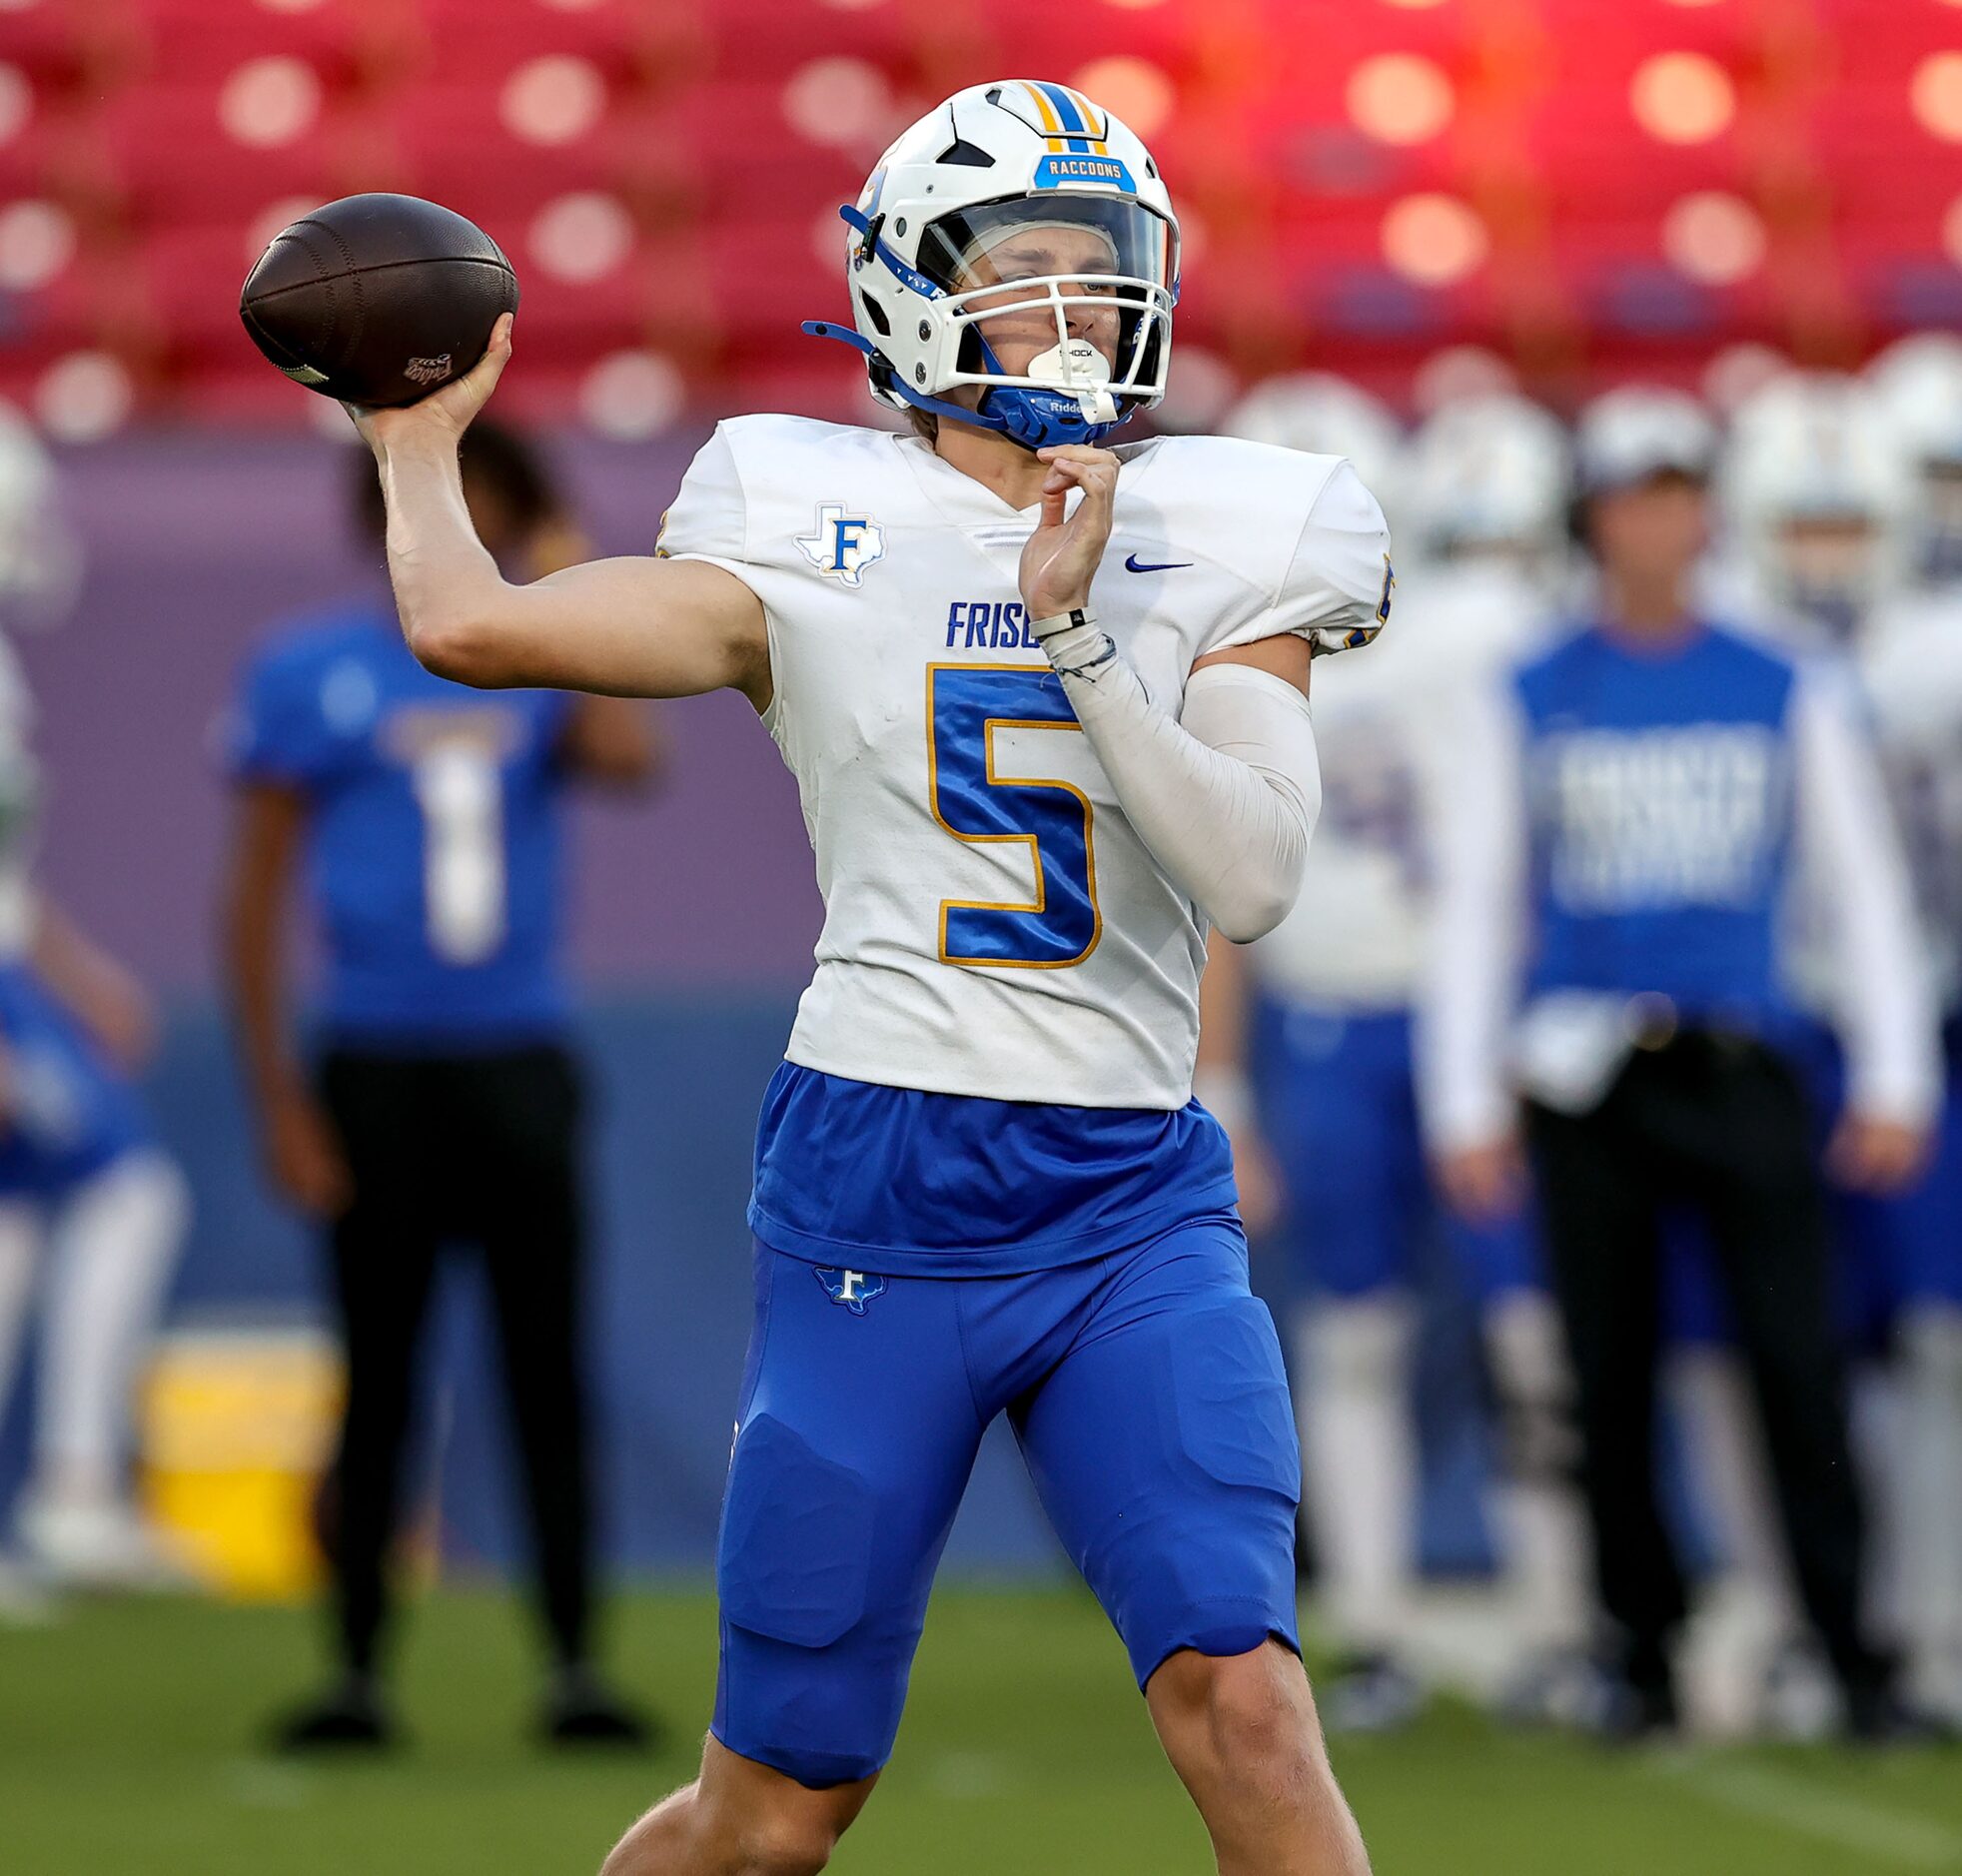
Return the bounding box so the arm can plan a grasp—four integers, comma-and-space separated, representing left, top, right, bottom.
803, 80, 1180, 452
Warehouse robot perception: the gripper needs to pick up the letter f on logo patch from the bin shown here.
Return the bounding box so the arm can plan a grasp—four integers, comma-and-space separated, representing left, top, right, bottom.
814, 1266, 887, 1316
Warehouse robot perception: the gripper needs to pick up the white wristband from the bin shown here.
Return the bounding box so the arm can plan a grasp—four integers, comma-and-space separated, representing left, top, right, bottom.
1028, 608, 1117, 677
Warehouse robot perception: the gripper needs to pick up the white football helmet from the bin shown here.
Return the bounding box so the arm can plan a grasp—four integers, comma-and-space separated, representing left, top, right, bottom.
1403, 393, 1569, 567
1720, 372, 1910, 634
1865, 332, 1962, 583
803, 80, 1179, 451
1572, 387, 1717, 496
1219, 373, 1405, 518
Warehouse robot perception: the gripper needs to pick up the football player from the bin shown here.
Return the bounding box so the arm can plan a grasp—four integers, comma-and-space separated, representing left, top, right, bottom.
1713, 374, 1948, 1724
1868, 333, 1962, 590
0, 412, 189, 1594
347, 81, 1385, 1876
1848, 342, 1962, 1715
1201, 384, 1590, 1730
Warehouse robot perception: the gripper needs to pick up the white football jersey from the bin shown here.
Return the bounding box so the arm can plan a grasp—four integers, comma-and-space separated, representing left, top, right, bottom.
1862, 587, 1962, 1010
1246, 558, 1552, 1011
659, 414, 1392, 1108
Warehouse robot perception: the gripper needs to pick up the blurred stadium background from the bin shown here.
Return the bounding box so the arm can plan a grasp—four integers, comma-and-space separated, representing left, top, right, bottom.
4, 1, 1962, 1872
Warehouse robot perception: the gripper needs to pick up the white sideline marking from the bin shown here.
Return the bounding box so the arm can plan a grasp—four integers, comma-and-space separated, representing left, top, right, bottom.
1651, 1758, 1962, 1869
223, 1759, 311, 1808
926, 1750, 1008, 1799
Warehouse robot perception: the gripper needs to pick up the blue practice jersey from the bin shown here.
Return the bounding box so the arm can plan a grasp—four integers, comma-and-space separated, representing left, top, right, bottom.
226, 597, 574, 1046
1425, 615, 1939, 1149
1514, 621, 1801, 1028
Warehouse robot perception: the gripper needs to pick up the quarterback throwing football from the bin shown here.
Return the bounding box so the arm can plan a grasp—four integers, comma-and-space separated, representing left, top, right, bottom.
355, 81, 1386, 1876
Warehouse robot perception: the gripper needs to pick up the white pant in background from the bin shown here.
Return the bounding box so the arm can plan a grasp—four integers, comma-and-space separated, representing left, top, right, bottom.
0, 1149, 190, 1526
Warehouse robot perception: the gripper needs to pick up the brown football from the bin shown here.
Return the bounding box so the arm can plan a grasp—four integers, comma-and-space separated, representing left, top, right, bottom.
240, 193, 518, 409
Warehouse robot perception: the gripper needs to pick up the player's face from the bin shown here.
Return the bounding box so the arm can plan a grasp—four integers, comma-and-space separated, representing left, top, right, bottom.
1777, 515, 1881, 623
1588, 473, 1707, 581
959, 225, 1124, 379
1919, 462, 1962, 576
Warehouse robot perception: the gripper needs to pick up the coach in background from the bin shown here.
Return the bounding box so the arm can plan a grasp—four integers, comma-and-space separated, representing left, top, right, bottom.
221, 425, 659, 1750
1419, 388, 1942, 1741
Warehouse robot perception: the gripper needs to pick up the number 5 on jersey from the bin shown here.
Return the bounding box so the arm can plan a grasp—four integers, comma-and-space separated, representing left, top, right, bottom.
927, 664, 1101, 969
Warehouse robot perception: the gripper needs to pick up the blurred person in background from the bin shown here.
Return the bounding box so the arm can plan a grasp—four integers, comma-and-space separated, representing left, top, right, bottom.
0, 410, 190, 1600
1423, 385, 1941, 1741
1202, 386, 1592, 1731
1844, 337, 1962, 1715
1702, 371, 1942, 1727
220, 421, 660, 1751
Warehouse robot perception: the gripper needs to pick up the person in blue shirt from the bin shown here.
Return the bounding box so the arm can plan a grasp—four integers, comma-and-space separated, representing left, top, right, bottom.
1423, 389, 1943, 1741
221, 424, 661, 1750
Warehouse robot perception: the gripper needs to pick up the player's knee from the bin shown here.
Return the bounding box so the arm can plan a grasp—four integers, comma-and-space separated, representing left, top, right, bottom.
1160, 1642, 1321, 1782
1483, 1294, 1581, 1483
1299, 1294, 1414, 1396
1211, 1649, 1318, 1771
726, 1811, 841, 1876
668, 1789, 846, 1876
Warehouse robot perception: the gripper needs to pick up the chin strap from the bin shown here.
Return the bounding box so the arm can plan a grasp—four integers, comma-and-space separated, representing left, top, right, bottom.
803, 206, 1129, 454
801, 320, 1125, 452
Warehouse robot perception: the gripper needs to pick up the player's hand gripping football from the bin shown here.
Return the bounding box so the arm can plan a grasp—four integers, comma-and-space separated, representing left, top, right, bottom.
346, 312, 515, 459
1020, 445, 1118, 621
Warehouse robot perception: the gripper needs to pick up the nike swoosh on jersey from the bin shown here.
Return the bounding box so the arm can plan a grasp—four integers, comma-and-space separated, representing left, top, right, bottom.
1124, 553, 1193, 572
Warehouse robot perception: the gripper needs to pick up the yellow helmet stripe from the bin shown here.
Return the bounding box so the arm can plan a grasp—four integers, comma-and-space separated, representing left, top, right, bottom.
1062, 86, 1110, 150
1020, 79, 1068, 153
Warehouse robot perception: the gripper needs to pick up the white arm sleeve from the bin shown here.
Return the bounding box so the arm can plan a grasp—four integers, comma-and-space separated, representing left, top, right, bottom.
1790, 664, 1943, 1126
1039, 628, 1321, 943
1415, 676, 1529, 1152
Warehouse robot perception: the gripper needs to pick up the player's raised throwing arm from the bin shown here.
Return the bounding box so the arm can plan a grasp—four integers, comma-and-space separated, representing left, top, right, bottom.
351, 316, 771, 708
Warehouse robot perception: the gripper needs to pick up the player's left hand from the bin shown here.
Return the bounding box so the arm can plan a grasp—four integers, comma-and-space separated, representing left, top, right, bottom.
1826, 1110, 1931, 1196
1020, 446, 1118, 621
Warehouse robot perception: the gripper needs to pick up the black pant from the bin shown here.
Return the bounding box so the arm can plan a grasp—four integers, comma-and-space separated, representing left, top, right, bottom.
1525, 1033, 1884, 1692
317, 1044, 593, 1677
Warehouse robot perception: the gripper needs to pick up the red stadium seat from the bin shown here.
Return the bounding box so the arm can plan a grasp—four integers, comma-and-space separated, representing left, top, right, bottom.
9, 0, 1957, 426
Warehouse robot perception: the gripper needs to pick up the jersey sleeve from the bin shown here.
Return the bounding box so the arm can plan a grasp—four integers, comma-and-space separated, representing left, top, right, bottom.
223, 645, 332, 789
1210, 459, 1394, 659
654, 423, 750, 575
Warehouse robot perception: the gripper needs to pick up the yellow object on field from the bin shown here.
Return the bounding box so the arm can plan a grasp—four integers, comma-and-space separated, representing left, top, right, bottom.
137, 1328, 344, 1603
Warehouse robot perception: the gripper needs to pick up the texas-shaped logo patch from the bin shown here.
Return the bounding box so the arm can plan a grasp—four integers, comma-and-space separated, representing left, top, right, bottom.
794, 504, 886, 587
813, 1266, 887, 1316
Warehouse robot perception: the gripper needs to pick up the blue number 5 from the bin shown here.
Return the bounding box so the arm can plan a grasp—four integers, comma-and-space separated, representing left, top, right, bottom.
928, 663, 1101, 969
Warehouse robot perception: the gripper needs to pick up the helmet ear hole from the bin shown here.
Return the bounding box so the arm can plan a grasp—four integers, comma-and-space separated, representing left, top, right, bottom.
858, 293, 891, 338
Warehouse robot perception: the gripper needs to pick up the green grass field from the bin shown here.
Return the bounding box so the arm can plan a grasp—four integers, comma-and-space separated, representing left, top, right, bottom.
4, 1585, 1961, 1874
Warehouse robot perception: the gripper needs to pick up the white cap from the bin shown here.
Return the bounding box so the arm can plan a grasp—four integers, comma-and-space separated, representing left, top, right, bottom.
1573, 387, 1717, 496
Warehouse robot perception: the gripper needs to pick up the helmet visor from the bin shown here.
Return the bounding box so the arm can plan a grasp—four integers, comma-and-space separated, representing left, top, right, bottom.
915, 194, 1177, 406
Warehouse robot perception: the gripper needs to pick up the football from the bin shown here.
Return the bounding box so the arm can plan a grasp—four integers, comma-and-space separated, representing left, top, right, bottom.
239, 194, 519, 409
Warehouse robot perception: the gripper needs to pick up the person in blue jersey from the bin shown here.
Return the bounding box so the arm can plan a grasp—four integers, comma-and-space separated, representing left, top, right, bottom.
1424, 390, 1943, 1741
221, 423, 661, 1751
